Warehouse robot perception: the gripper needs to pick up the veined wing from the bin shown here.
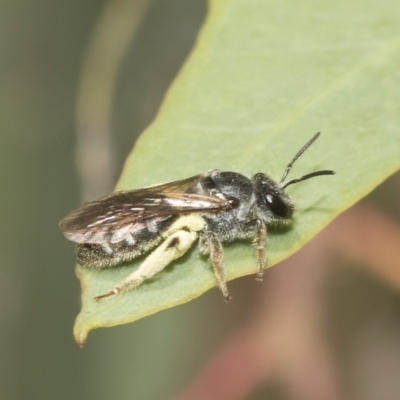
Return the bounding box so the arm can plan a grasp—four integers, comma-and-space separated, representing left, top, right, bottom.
59, 174, 231, 244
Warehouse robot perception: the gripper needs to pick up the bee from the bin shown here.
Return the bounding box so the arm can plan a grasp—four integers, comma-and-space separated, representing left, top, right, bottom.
59, 133, 334, 301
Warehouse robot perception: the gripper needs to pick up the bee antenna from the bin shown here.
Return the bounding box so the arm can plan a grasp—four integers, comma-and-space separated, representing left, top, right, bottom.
280, 132, 321, 183
282, 170, 335, 189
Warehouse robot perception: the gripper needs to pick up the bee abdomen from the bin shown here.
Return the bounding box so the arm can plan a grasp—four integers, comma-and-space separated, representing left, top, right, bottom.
76, 217, 178, 269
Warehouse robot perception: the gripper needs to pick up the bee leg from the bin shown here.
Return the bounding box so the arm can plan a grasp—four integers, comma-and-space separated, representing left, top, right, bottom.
95, 229, 198, 301
254, 219, 267, 281
206, 233, 231, 302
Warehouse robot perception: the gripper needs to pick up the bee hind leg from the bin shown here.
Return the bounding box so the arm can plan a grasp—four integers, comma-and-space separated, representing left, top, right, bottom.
95, 229, 198, 301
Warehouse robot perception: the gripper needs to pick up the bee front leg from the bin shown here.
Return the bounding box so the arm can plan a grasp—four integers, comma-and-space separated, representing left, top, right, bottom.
95, 229, 198, 301
254, 219, 267, 281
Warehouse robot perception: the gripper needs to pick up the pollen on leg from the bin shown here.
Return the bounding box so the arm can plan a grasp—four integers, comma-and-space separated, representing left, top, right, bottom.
94, 229, 199, 300
166, 237, 180, 249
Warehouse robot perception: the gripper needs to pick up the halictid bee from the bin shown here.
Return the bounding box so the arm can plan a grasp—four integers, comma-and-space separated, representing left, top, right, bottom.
59, 133, 334, 301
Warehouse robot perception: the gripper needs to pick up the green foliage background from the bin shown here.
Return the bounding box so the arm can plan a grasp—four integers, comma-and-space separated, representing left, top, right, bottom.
1, 0, 400, 399
76, 0, 400, 342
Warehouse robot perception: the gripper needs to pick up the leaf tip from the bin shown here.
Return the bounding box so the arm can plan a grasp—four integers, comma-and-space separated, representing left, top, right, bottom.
73, 319, 90, 347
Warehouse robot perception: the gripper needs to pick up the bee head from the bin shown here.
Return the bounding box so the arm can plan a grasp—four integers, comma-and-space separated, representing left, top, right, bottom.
253, 173, 294, 221
254, 133, 335, 223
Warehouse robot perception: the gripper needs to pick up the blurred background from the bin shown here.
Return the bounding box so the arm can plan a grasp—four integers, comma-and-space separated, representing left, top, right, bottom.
1, 0, 400, 399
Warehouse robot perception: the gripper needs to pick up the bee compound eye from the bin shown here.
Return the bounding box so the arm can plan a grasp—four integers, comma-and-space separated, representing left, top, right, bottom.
265, 193, 290, 218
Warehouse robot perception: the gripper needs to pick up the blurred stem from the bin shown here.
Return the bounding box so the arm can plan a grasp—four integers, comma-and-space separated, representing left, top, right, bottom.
327, 202, 400, 289
75, 0, 151, 201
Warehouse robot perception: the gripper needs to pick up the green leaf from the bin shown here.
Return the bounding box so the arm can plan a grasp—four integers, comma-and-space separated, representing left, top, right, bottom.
73, 0, 400, 344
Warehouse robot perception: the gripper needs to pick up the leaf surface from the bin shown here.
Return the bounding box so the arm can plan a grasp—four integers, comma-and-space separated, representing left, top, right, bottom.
74, 0, 400, 344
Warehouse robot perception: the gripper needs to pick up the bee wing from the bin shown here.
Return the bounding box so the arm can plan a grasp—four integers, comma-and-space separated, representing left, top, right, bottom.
132, 174, 204, 193
59, 174, 230, 244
